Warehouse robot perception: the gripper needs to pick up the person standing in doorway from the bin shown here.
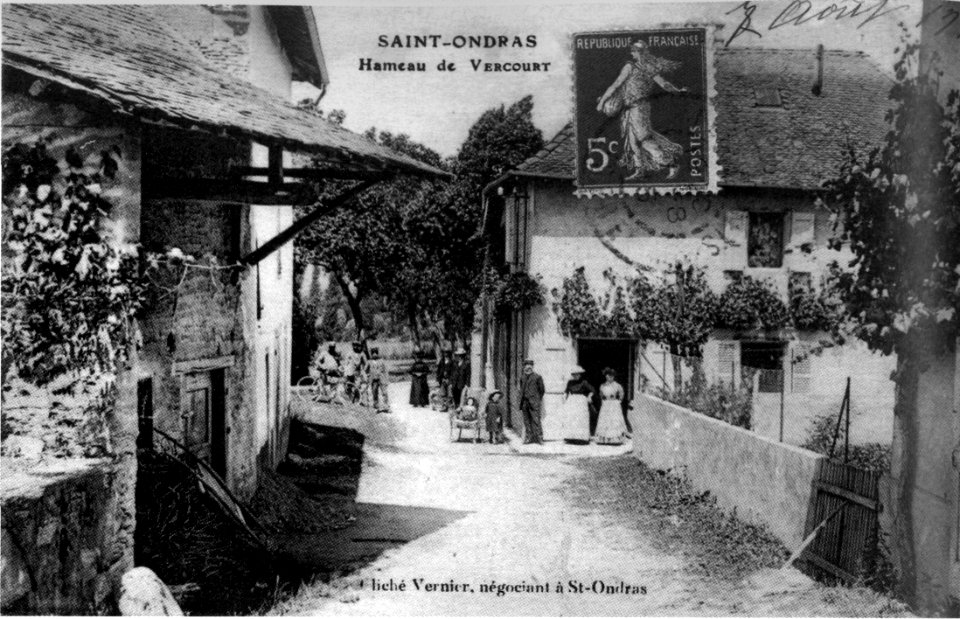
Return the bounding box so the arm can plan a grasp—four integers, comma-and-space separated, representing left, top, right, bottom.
520, 359, 545, 444
594, 367, 628, 444
561, 365, 593, 444
450, 347, 471, 406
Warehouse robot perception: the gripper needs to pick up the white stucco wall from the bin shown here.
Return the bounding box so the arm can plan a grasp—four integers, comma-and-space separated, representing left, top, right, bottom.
245, 205, 295, 467
511, 180, 895, 446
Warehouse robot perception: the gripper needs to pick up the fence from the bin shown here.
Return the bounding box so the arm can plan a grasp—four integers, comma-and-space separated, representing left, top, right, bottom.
638, 347, 895, 461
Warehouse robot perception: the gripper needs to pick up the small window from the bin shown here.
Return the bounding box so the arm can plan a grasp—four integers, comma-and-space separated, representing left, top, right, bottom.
748, 212, 785, 268
754, 87, 783, 107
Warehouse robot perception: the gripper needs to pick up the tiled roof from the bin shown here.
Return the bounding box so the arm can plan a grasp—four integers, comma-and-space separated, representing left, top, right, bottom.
1, 4, 444, 178
517, 48, 893, 189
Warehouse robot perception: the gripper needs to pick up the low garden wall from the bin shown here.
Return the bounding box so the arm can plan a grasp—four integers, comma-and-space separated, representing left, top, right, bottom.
629, 394, 824, 550
1, 458, 126, 614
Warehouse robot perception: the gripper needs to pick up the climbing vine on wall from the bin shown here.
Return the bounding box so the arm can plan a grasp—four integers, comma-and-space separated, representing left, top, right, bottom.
554, 265, 840, 350
1, 141, 149, 384
716, 276, 790, 332
483, 268, 545, 318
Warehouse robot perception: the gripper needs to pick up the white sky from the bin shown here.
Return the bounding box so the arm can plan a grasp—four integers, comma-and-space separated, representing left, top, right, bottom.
300, 0, 925, 157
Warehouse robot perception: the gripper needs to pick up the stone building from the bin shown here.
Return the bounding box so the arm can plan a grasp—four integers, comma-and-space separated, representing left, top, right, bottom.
479, 47, 898, 445
1, 4, 441, 612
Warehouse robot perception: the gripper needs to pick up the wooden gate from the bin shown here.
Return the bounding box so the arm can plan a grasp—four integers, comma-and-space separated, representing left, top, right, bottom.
800, 459, 881, 583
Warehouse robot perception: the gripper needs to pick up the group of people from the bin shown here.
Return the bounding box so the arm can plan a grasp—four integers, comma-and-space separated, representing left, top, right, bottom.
408, 345, 470, 410
313, 341, 390, 412
520, 360, 629, 446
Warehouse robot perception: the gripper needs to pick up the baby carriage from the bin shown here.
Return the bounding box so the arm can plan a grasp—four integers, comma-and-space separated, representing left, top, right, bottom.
449, 387, 487, 443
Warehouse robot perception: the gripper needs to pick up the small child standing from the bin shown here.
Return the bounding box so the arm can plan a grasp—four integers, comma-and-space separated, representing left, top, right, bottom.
485, 390, 506, 444
367, 348, 389, 413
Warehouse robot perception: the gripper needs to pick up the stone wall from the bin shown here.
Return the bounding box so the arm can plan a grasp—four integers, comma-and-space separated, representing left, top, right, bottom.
629, 393, 824, 549
1, 459, 126, 614
138, 197, 259, 499
1, 88, 140, 609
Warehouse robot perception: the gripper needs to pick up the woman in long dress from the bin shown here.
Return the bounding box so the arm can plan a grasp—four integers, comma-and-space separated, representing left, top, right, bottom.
595, 368, 628, 445
596, 39, 687, 180
409, 349, 430, 408
561, 366, 594, 444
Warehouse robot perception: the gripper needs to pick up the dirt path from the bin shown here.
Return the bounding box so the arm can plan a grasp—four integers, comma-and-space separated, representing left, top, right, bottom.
273, 383, 907, 616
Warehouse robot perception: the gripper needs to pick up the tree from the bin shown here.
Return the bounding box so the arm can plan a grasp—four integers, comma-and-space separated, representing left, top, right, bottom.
295, 109, 448, 343
824, 51, 958, 361
425, 95, 544, 342
822, 43, 959, 607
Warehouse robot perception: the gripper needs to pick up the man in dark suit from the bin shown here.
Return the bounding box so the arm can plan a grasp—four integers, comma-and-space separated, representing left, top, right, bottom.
450, 346, 471, 404
519, 359, 545, 444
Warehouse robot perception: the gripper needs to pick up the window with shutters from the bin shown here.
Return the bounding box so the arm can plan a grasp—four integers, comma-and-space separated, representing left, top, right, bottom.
747, 212, 785, 268
724, 210, 748, 268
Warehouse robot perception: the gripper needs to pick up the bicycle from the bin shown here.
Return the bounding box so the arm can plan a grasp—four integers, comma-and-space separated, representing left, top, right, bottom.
294, 372, 345, 404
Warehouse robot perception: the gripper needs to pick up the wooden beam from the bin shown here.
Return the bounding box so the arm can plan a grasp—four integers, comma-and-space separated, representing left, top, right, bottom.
268, 144, 284, 186
800, 550, 858, 583
143, 178, 316, 205
814, 481, 878, 511
233, 166, 393, 182
241, 180, 378, 266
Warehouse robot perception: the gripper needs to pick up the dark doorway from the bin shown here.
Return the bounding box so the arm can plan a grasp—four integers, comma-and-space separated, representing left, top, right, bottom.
210, 369, 227, 478
137, 377, 154, 450
577, 339, 635, 433
740, 341, 785, 393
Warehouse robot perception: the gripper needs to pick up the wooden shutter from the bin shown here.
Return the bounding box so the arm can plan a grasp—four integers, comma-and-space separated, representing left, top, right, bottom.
790, 211, 816, 269
724, 210, 748, 268
718, 341, 738, 387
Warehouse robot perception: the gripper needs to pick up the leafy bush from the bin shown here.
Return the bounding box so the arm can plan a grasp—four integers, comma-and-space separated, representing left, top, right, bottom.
802, 413, 891, 473
656, 366, 752, 429
789, 274, 841, 332
717, 275, 789, 332
643, 262, 718, 359
485, 269, 545, 317
553, 266, 607, 337
2, 141, 145, 384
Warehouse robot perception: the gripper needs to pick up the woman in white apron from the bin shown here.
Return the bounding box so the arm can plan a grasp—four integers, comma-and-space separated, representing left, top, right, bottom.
595, 367, 628, 445
561, 366, 593, 444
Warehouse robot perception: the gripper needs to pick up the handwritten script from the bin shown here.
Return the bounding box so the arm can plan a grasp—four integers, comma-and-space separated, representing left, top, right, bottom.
724, 0, 910, 48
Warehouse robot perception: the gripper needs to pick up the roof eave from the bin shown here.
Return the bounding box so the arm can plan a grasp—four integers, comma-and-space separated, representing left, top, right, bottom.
3, 54, 446, 180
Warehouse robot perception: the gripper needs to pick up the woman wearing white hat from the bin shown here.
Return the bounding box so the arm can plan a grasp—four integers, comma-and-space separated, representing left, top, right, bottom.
561, 365, 594, 444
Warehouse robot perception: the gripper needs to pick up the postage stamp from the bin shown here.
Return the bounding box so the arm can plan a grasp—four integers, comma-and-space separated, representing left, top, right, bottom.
573, 27, 720, 197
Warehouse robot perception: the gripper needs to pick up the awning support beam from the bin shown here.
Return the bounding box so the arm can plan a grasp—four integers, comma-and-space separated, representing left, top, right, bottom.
240, 180, 380, 266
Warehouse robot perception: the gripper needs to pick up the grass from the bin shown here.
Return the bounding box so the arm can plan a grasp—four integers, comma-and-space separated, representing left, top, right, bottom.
566, 457, 788, 581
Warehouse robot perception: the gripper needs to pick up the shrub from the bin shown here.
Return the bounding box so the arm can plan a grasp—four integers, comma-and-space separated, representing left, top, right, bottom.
657, 368, 752, 429
802, 413, 891, 473
717, 275, 789, 332
486, 269, 545, 317
2, 141, 145, 384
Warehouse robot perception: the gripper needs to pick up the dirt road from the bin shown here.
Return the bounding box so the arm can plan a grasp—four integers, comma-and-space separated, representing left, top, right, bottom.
274, 383, 907, 616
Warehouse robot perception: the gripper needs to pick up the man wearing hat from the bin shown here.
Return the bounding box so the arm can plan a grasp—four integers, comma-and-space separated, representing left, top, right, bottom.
450, 346, 471, 405
520, 359, 545, 444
